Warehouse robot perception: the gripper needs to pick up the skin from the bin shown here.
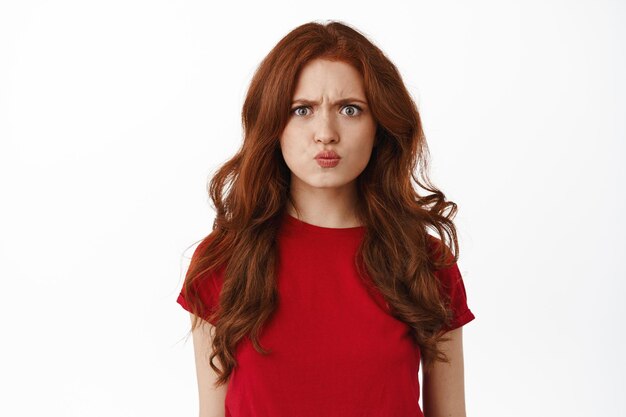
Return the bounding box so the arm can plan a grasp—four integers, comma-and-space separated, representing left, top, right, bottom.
191, 58, 377, 417
190, 315, 227, 417
279, 58, 377, 228
422, 327, 468, 417
280, 58, 469, 416
190, 57, 468, 417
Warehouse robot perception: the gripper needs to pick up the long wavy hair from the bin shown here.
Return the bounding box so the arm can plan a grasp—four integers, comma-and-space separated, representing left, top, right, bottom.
181, 20, 462, 387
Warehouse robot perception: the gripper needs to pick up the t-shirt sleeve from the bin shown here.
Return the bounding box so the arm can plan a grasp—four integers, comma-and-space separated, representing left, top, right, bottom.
176, 238, 223, 326
434, 260, 476, 332
428, 236, 476, 332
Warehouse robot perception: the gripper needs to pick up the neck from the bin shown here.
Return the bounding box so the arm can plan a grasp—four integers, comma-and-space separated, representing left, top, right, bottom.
286, 180, 362, 228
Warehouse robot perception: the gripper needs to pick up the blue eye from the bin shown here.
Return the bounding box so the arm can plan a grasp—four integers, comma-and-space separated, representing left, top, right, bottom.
290, 104, 363, 117
341, 105, 362, 116
291, 106, 311, 116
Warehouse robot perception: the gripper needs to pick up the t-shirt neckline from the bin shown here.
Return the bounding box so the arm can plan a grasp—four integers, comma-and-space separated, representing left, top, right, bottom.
281, 212, 366, 237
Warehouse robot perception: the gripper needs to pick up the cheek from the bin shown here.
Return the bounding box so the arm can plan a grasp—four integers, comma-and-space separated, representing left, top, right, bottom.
279, 136, 303, 170
279, 125, 297, 155
350, 137, 375, 169
353, 146, 374, 169
353, 127, 376, 157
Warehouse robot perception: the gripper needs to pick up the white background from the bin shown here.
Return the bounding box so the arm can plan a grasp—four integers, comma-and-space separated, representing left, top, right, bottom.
1, 1, 624, 416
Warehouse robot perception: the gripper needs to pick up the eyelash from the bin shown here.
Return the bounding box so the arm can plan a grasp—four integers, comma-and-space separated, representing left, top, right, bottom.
290, 104, 363, 117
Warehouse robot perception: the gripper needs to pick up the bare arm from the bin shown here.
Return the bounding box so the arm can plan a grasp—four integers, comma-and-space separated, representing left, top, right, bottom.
422, 326, 467, 417
190, 313, 227, 417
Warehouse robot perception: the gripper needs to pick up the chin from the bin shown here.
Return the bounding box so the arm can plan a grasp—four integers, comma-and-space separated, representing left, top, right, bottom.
311, 177, 356, 189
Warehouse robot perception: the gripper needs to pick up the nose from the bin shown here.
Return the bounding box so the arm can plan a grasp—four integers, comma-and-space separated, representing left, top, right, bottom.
314, 109, 338, 144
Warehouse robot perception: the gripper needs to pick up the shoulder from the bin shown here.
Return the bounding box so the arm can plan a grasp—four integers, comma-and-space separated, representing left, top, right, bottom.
425, 234, 454, 266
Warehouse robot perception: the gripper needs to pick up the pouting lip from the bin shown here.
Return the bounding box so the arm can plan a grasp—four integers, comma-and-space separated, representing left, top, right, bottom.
315, 150, 341, 159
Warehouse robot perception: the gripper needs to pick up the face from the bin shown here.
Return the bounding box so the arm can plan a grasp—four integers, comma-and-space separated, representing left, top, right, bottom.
279, 58, 377, 192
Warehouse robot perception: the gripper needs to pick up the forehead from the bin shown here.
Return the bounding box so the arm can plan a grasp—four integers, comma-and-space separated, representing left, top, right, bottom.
292, 59, 365, 98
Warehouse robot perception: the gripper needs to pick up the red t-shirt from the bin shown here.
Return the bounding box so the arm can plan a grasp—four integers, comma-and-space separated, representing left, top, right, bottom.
177, 212, 475, 417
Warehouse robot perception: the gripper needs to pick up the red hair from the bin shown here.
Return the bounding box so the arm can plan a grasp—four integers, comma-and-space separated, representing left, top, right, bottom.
181, 20, 461, 386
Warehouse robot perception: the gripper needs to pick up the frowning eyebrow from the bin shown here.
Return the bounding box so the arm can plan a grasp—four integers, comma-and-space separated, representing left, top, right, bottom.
291, 97, 368, 106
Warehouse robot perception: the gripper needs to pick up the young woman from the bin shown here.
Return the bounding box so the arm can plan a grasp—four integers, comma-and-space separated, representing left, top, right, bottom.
177, 20, 476, 417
